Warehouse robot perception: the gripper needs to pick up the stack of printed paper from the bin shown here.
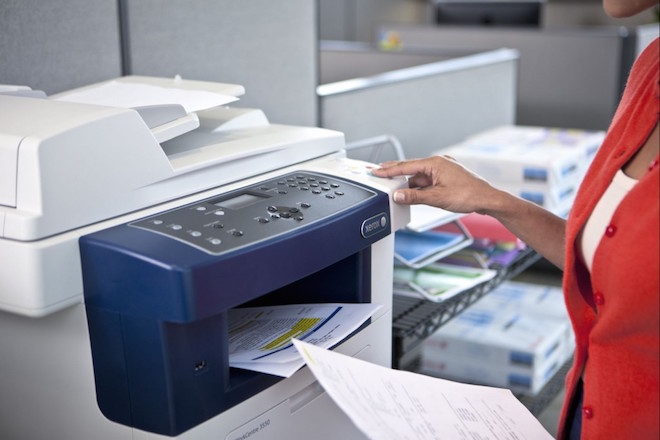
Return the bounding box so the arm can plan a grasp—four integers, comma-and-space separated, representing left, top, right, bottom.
228, 303, 380, 377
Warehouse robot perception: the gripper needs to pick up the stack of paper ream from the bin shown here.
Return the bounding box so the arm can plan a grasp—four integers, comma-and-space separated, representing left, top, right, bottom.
420, 281, 575, 396
441, 126, 605, 217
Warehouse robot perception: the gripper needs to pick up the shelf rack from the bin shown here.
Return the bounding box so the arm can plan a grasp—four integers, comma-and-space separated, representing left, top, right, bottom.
391, 246, 541, 370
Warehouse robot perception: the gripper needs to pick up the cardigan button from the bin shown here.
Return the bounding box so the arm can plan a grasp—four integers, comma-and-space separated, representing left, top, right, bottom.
583, 406, 594, 419
594, 292, 605, 306
605, 224, 617, 237
650, 158, 659, 172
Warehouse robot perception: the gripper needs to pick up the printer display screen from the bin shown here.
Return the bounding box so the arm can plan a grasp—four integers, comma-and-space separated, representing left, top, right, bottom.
214, 193, 268, 210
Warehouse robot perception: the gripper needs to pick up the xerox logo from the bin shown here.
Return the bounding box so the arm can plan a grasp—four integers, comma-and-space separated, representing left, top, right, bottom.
361, 213, 388, 238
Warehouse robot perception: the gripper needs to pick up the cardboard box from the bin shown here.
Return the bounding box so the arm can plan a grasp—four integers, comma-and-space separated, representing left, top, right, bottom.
441, 125, 604, 188
420, 281, 575, 395
421, 348, 565, 396
497, 180, 577, 216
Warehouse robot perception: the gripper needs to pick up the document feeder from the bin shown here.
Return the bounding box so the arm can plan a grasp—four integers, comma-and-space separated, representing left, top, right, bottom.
80, 170, 391, 436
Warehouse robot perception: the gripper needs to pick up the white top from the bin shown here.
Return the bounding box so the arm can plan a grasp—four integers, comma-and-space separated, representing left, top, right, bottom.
579, 169, 638, 272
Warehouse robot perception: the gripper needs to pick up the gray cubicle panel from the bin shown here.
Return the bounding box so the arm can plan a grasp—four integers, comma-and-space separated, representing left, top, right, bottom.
318, 43, 518, 161
0, 0, 122, 94
121, 0, 318, 127
377, 25, 636, 131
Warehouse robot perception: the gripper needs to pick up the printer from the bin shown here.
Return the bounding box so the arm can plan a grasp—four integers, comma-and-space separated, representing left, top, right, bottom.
0, 76, 409, 439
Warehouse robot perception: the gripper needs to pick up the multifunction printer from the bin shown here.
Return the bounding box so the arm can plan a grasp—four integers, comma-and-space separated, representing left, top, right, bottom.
0, 76, 408, 439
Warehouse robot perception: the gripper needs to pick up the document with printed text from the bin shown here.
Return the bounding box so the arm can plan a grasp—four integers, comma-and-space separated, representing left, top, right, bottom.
228, 303, 380, 377
293, 339, 554, 440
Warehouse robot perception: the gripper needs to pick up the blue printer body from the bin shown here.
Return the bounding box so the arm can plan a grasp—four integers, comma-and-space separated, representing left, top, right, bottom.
80, 170, 391, 436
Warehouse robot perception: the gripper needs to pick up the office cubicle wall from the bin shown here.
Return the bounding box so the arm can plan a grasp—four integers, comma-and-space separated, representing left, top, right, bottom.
318, 43, 518, 161
0, 0, 122, 94
319, 0, 428, 43
1, 1, 319, 127
122, 0, 318, 126
376, 24, 636, 131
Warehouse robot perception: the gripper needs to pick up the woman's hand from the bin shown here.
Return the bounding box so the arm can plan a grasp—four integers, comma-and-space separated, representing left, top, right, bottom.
371, 154, 567, 269
371, 155, 503, 215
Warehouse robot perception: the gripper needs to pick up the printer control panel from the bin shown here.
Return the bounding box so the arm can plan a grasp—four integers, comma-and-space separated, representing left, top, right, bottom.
130, 171, 384, 255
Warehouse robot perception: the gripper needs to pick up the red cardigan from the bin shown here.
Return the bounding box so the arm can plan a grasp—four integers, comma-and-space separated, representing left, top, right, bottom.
558, 38, 659, 439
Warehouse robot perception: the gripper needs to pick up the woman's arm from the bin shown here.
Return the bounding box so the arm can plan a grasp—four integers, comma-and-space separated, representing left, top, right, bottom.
372, 155, 567, 269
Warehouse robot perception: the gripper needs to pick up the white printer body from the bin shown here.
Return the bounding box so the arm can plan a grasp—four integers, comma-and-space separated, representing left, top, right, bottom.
0, 77, 409, 439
